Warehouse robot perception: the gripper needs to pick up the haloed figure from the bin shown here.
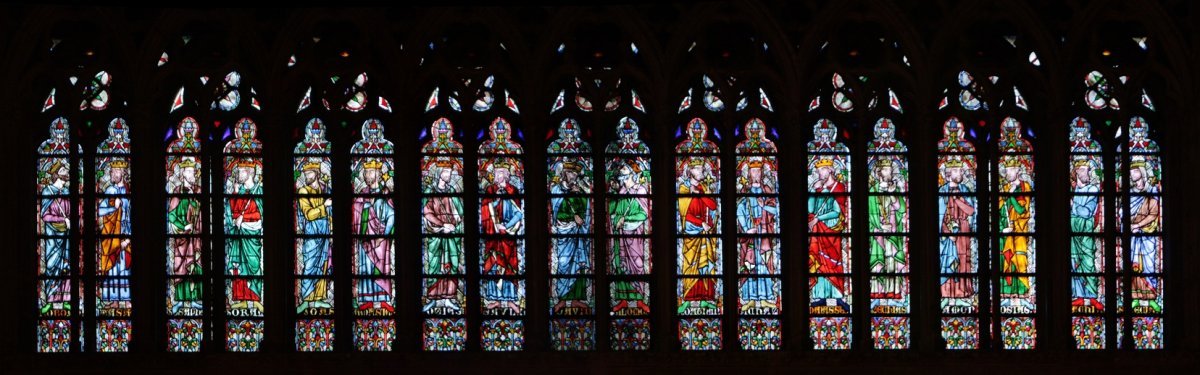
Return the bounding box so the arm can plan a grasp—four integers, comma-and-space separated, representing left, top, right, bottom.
678, 158, 719, 314
939, 158, 976, 302
39, 161, 72, 314
226, 159, 264, 312
481, 162, 524, 314
551, 161, 592, 313
869, 158, 906, 299
808, 157, 849, 312
423, 162, 464, 313
354, 159, 395, 313
737, 159, 778, 312
168, 158, 203, 313
297, 160, 333, 312
609, 160, 650, 314
1070, 159, 1103, 311
98, 160, 132, 309
1129, 159, 1162, 312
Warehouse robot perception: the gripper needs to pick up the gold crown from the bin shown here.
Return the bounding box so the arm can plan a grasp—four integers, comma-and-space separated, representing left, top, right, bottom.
1129, 160, 1147, 170
236, 159, 258, 169
109, 159, 128, 168
875, 158, 892, 168
1001, 157, 1021, 168
943, 158, 963, 168
748, 160, 764, 169
814, 158, 835, 168
363, 159, 384, 170
562, 161, 582, 172
178, 159, 197, 168
302, 161, 322, 171
687, 158, 705, 167
435, 159, 455, 168
1072, 158, 1092, 168
492, 161, 511, 170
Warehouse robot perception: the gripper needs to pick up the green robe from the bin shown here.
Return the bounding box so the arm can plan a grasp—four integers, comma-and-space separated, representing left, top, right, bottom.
555, 195, 591, 300
168, 197, 203, 302
867, 194, 906, 271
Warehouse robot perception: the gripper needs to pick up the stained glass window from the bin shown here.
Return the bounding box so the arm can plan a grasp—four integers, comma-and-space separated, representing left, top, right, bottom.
37, 64, 131, 353
675, 118, 722, 350
351, 118, 396, 351
294, 118, 335, 352
1068, 116, 1106, 349
546, 64, 647, 350
804, 68, 911, 350
223, 118, 265, 351
994, 118, 1037, 349
36, 117, 81, 353
420, 118, 467, 351
735, 118, 782, 351
547, 120, 596, 351
937, 69, 1038, 349
675, 72, 779, 350
1122, 117, 1163, 349
95, 118, 133, 352
1070, 68, 1167, 350
166, 117, 206, 352
867, 118, 910, 349
477, 117, 526, 351
807, 118, 852, 350
606, 117, 653, 351
937, 116, 980, 349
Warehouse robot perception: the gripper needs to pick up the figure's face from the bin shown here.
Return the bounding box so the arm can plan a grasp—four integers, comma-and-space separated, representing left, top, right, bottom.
1131, 168, 1144, 184
1005, 165, 1020, 182
689, 164, 705, 181
749, 167, 762, 182
619, 167, 636, 188
237, 166, 254, 183
364, 168, 380, 186
879, 166, 893, 180
111, 167, 126, 183
438, 167, 452, 183
563, 169, 578, 184
947, 166, 963, 183
305, 169, 319, 184
817, 165, 832, 180
494, 168, 510, 186
1074, 166, 1091, 184
182, 167, 197, 183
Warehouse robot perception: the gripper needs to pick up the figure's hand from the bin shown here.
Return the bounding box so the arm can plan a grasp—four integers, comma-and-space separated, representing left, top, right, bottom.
184, 224, 193, 232
1002, 226, 1013, 233
495, 224, 508, 234
615, 218, 625, 228
574, 215, 584, 225
235, 216, 243, 227
325, 199, 332, 207
442, 223, 456, 233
